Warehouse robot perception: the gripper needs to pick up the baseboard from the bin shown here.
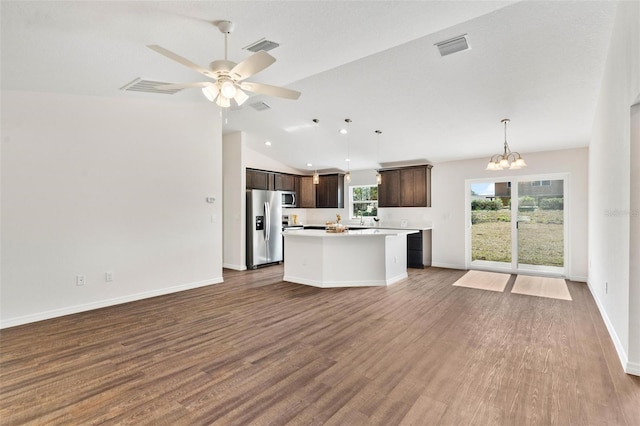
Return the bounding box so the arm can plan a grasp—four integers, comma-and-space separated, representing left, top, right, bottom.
431, 262, 466, 270
0, 277, 224, 329
586, 279, 632, 375
283, 275, 398, 288
626, 361, 640, 376
223, 263, 247, 271
569, 275, 588, 283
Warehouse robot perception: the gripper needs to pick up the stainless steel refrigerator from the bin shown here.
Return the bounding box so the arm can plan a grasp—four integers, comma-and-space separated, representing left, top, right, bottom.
246, 189, 284, 269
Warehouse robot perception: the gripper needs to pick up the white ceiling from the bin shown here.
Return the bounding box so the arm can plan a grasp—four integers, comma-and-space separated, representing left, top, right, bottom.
1, 1, 617, 173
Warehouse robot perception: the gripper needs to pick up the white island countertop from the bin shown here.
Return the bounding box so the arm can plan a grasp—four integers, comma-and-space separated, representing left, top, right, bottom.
283, 228, 418, 237
283, 229, 416, 288
301, 222, 432, 231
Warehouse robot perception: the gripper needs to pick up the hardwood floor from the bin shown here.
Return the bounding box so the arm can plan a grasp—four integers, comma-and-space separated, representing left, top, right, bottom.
1, 266, 639, 425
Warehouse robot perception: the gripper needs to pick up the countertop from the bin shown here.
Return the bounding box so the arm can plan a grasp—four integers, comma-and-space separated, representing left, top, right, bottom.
299, 221, 433, 231
282, 228, 418, 237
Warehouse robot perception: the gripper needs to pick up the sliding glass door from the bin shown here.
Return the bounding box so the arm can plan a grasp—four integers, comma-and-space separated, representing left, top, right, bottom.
470, 181, 512, 270
468, 175, 567, 276
517, 179, 565, 275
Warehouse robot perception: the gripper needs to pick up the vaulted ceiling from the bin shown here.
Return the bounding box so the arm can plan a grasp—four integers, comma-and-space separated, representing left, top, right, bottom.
1, 1, 617, 173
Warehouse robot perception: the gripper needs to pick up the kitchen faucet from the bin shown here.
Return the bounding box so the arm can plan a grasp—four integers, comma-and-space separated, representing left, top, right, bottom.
357, 210, 364, 225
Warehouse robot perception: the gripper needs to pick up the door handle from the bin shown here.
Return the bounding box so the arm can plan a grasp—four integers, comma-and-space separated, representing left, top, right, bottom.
264, 202, 270, 241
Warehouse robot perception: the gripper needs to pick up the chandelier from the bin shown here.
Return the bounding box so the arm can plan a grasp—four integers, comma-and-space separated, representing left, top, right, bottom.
486, 119, 527, 170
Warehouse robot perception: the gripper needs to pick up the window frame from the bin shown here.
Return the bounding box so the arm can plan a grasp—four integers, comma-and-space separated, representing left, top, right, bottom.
348, 185, 379, 219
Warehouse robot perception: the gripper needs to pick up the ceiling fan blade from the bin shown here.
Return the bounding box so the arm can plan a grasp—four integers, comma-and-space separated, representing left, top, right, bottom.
156, 82, 215, 90
240, 81, 301, 100
147, 45, 216, 80
230, 51, 276, 81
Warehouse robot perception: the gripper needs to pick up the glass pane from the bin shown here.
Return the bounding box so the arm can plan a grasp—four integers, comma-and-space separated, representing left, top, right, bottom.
517, 180, 564, 267
471, 182, 511, 264
352, 202, 378, 217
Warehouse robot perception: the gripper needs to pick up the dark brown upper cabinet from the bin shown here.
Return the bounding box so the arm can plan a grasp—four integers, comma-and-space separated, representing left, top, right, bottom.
316, 174, 344, 208
246, 169, 274, 190
274, 173, 296, 191
378, 165, 432, 207
298, 176, 316, 208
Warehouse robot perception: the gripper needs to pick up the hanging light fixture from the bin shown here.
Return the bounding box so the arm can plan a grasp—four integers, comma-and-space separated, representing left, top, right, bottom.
312, 119, 320, 185
486, 119, 527, 171
375, 130, 382, 184
344, 119, 352, 183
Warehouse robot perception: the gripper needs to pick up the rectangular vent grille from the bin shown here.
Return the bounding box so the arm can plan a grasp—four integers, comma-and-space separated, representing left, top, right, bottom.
435, 34, 469, 56
250, 101, 272, 111
243, 38, 280, 53
120, 78, 183, 95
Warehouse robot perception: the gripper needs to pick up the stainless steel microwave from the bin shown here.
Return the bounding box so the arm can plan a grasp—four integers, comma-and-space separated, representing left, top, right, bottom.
281, 191, 296, 208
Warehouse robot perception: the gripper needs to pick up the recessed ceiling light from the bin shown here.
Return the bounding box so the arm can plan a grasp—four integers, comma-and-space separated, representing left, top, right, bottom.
265, 141, 272, 146
345, 158, 351, 162
339, 128, 348, 135
306, 162, 313, 167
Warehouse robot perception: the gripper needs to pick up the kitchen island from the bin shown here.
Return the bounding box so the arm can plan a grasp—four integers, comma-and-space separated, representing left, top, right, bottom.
282, 228, 417, 288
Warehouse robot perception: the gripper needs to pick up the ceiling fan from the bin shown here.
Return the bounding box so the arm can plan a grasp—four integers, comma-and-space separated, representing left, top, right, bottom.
148, 20, 301, 108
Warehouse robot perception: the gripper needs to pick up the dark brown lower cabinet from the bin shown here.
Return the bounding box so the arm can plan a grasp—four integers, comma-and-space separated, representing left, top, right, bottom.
407, 230, 432, 268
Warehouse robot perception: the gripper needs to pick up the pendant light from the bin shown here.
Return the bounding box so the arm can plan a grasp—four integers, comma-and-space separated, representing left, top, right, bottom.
312, 118, 320, 185
344, 119, 352, 183
375, 130, 382, 184
486, 119, 527, 170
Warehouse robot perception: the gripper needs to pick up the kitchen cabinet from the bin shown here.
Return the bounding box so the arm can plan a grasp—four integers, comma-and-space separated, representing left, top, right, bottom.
246, 169, 274, 190
298, 176, 316, 208
316, 174, 344, 208
378, 165, 432, 207
406, 230, 432, 268
378, 170, 400, 207
274, 173, 296, 191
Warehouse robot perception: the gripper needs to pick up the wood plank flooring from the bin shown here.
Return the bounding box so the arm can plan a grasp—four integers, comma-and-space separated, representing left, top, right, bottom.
1, 266, 639, 425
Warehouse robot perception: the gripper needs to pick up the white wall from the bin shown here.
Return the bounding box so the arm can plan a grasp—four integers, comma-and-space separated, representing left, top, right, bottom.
588, 1, 640, 375
222, 132, 246, 270
1, 91, 223, 328
245, 146, 302, 174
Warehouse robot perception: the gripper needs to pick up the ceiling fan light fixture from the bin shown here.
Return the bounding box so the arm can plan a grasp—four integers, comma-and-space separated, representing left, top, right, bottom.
234, 88, 249, 106
220, 80, 237, 99
201, 85, 219, 102
216, 95, 231, 108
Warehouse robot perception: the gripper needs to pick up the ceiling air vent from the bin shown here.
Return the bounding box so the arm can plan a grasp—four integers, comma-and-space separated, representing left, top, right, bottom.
250, 101, 272, 111
435, 34, 469, 56
243, 38, 280, 53
119, 78, 183, 95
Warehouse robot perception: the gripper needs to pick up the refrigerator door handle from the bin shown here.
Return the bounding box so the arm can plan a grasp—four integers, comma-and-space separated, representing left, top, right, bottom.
264, 201, 270, 241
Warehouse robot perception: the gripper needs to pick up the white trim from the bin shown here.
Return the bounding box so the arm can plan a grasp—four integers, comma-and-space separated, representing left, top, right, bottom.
431, 262, 466, 270
587, 279, 636, 376
223, 263, 247, 271
0, 277, 224, 329
627, 362, 640, 376
568, 275, 588, 283
283, 273, 406, 288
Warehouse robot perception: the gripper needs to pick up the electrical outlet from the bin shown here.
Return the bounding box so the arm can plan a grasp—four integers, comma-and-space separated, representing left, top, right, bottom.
76, 275, 86, 286
605, 281, 608, 294
105, 271, 113, 282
